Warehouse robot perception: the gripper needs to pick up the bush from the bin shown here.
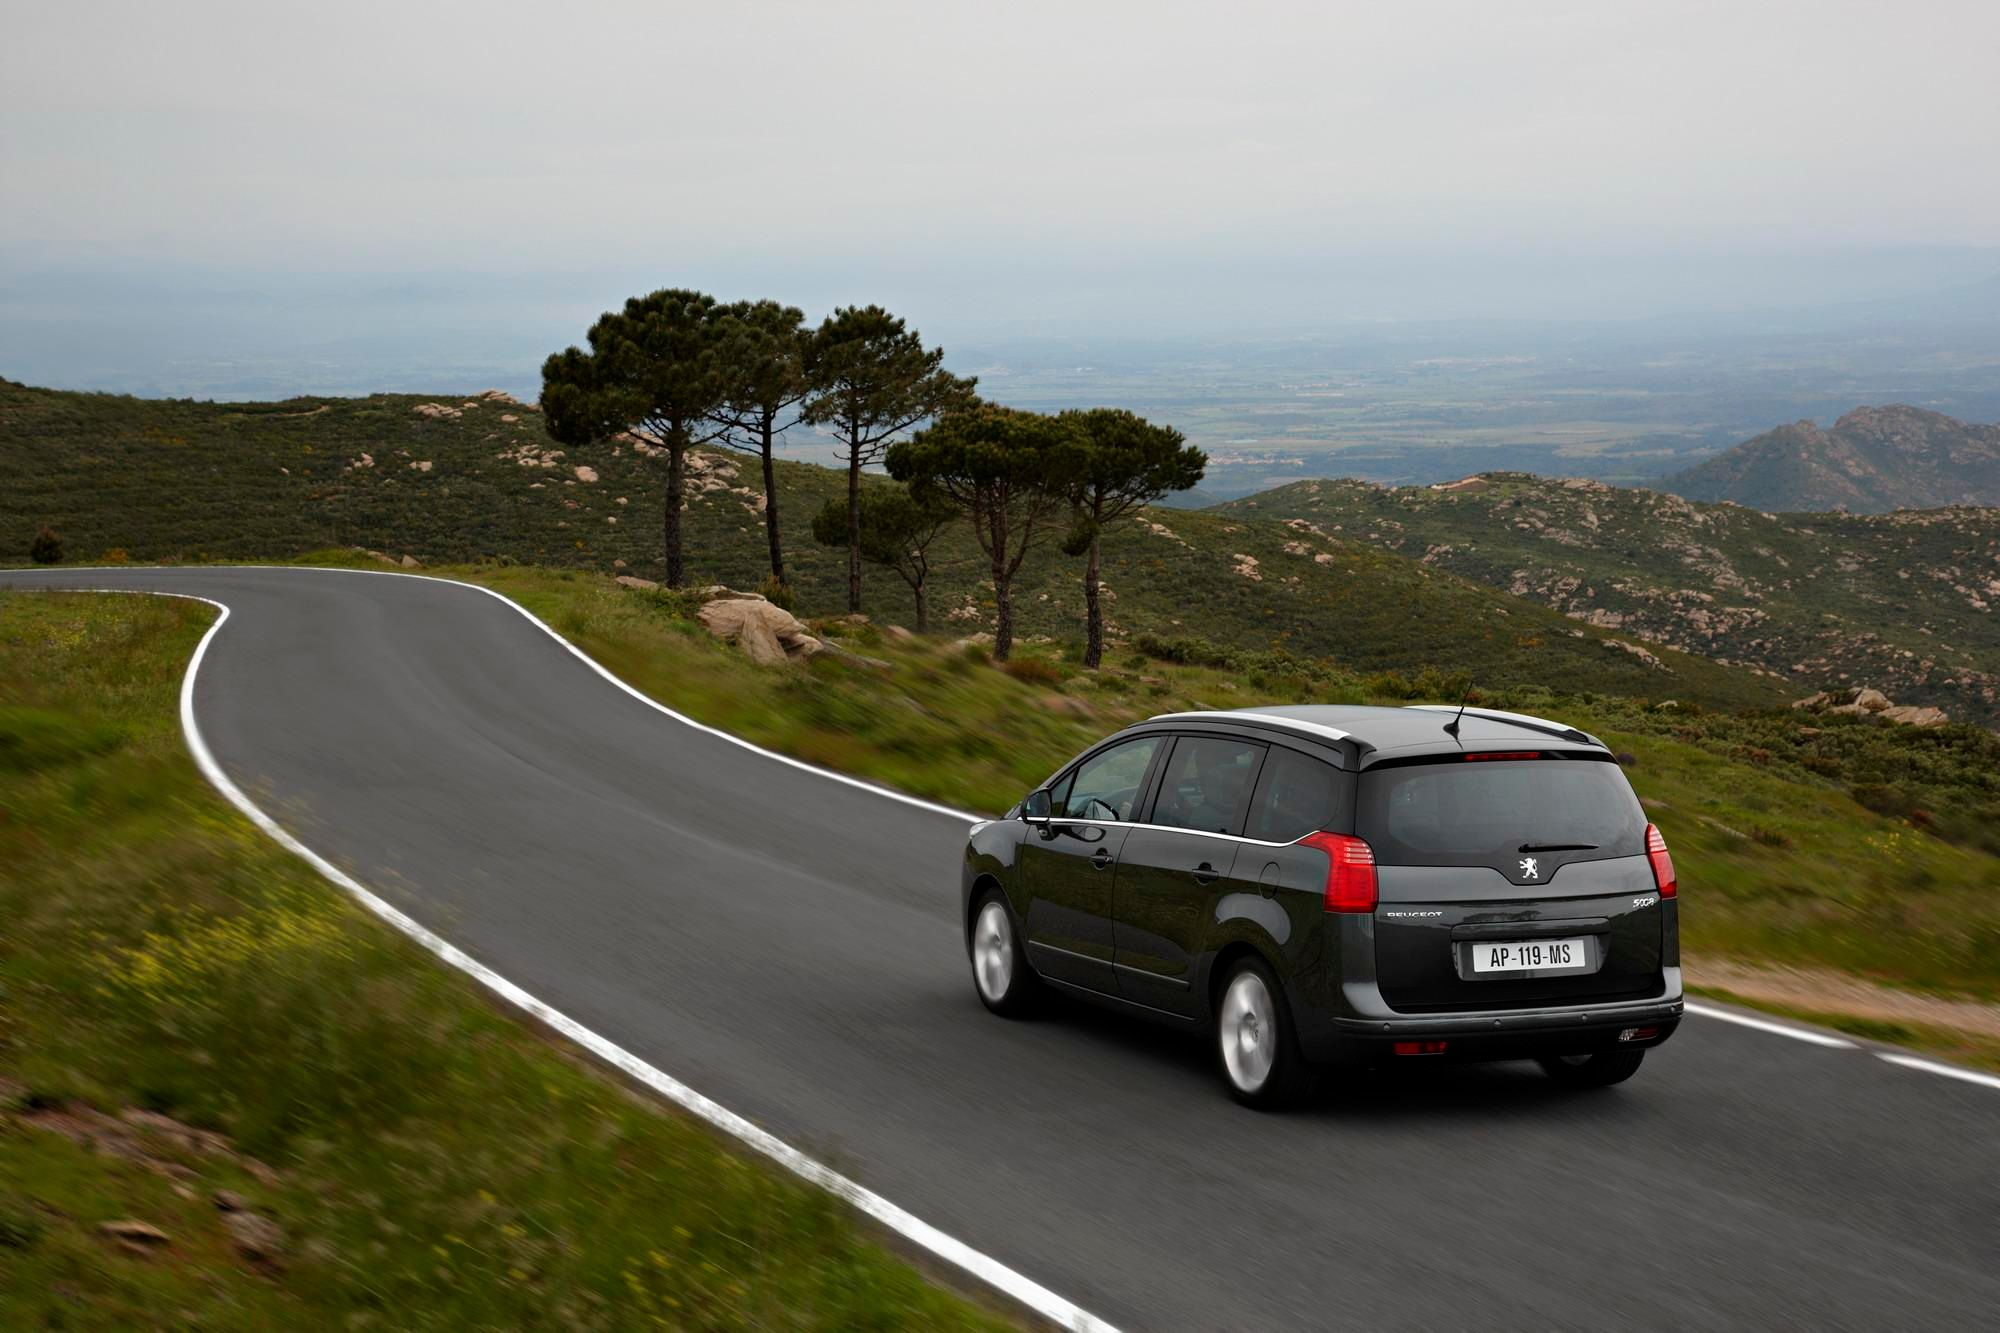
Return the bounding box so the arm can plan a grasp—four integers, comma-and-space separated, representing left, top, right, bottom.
1001, 656, 1062, 685
28, 525, 61, 564
756, 575, 796, 612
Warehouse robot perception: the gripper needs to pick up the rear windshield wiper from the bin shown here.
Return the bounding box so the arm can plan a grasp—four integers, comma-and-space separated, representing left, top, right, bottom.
1519, 841, 1598, 852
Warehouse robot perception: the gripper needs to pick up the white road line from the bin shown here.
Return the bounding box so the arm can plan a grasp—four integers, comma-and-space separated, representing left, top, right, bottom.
17, 584, 1115, 1333
1875, 1053, 2000, 1093
1684, 1002, 1857, 1049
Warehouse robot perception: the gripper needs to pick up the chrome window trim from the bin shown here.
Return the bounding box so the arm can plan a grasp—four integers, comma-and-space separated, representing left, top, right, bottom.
1030, 816, 1313, 849
1146, 710, 1352, 744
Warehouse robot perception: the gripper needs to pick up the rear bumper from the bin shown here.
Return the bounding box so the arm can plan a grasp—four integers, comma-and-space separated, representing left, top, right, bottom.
1300, 992, 1685, 1064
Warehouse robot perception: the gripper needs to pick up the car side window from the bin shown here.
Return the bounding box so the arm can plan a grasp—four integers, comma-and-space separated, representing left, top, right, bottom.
1245, 746, 1350, 842
1148, 735, 1266, 836
1058, 735, 1160, 822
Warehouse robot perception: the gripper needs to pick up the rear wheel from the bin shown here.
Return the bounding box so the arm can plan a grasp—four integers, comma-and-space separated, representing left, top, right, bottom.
1537, 1048, 1645, 1087
969, 891, 1040, 1017
1215, 958, 1311, 1108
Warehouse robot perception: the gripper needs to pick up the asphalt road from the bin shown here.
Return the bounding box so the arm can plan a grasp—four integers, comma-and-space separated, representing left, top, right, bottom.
5, 566, 1996, 1330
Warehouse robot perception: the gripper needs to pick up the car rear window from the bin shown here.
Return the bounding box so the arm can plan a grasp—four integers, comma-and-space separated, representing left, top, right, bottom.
1356, 755, 1645, 866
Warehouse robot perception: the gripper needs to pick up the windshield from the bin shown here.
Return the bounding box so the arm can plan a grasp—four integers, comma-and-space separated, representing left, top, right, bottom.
1357, 756, 1645, 867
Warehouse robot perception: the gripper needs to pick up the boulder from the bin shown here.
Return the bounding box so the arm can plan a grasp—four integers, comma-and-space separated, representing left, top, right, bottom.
1879, 705, 1949, 728
615, 575, 660, 591
574, 465, 599, 483
698, 595, 820, 665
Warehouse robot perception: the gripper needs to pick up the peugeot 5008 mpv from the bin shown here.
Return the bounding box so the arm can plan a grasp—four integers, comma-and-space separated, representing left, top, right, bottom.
961, 705, 1683, 1106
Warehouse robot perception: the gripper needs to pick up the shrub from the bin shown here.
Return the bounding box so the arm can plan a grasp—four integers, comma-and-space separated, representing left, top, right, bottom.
100, 547, 130, 565
1002, 656, 1062, 685
28, 525, 62, 564
756, 575, 796, 612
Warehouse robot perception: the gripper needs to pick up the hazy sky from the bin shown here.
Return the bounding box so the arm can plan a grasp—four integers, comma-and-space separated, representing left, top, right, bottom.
5, 0, 2000, 373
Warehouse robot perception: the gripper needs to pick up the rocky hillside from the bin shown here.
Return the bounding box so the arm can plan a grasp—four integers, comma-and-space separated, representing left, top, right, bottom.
0, 377, 1788, 711
1665, 405, 2000, 512
1219, 473, 2000, 727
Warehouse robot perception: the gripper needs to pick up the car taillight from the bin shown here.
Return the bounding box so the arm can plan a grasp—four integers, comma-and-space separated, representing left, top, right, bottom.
1645, 823, 1677, 898
1302, 831, 1378, 913
1464, 750, 1540, 761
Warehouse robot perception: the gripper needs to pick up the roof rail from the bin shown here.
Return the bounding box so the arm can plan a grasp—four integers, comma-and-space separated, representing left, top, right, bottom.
1146, 710, 1353, 745
1404, 704, 1600, 748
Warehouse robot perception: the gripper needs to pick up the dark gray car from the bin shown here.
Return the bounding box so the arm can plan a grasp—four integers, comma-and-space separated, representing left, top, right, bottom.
961, 704, 1683, 1106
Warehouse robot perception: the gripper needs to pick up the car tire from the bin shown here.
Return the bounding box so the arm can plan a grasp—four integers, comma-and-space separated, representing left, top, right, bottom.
969, 890, 1040, 1017
1537, 1049, 1645, 1087
1215, 956, 1311, 1108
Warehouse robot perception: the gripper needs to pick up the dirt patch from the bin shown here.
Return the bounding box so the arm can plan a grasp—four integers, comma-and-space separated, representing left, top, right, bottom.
1689, 958, 2000, 1041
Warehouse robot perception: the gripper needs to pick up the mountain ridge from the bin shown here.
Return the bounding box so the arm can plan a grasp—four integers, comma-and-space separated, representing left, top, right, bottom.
1664, 404, 2000, 512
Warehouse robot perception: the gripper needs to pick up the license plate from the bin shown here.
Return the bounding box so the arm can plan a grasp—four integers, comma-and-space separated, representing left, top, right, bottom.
1469, 937, 1590, 974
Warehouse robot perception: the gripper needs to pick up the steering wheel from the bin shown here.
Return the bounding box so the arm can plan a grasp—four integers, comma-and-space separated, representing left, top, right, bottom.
1077, 796, 1120, 822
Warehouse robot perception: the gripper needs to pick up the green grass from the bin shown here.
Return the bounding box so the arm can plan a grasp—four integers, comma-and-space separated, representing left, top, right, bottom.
431, 564, 2000, 1001
0, 590, 1006, 1330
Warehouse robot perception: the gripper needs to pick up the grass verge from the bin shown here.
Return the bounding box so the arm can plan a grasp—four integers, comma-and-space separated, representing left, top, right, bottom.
0, 590, 1006, 1330
1689, 988, 2000, 1076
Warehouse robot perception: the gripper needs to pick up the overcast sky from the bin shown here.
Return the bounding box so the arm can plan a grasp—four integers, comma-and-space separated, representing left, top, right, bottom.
4, 0, 1999, 367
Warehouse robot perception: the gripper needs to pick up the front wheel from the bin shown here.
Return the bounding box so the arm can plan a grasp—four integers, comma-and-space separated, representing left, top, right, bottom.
1215, 958, 1311, 1108
969, 891, 1040, 1017
1537, 1049, 1645, 1087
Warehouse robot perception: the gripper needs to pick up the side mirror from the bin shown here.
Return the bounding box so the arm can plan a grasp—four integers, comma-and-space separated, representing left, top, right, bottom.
1023, 789, 1052, 823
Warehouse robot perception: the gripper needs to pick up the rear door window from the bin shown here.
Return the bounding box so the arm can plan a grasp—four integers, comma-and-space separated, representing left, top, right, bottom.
1148, 735, 1266, 836
1057, 735, 1161, 822
1357, 755, 1644, 866
1244, 746, 1351, 842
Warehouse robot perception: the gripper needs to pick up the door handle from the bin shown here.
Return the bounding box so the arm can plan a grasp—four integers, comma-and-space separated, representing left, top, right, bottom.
1090, 849, 1115, 871
1192, 862, 1220, 885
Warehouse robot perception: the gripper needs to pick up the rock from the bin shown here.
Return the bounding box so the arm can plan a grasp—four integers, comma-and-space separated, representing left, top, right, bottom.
399, 555, 420, 569
881, 624, 914, 641
1313, 552, 1335, 565
409, 460, 432, 473
1880, 705, 1949, 727
498, 413, 519, 423
222, 1209, 286, 1267
612, 558, 627, 570
615, 575, 660, 591
213, 1190, 248, 1212
411, 403, 462, 420
1231, 553, 1262, 581
574, 465, 599, 483
100, 1219, 170, 1250
1851, 687, 1892, 712
698, 595, 821, 666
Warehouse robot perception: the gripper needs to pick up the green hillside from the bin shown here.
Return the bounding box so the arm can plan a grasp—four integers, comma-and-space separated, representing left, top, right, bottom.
1219, 473, 2000, 728
0, 378, 1788, 710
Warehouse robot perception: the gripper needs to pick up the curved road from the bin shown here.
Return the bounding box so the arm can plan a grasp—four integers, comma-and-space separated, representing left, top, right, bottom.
4, 567, 1995, 1330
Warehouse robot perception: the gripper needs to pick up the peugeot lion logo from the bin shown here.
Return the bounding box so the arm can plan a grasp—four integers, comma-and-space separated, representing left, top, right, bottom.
1519, 856, 1541, 880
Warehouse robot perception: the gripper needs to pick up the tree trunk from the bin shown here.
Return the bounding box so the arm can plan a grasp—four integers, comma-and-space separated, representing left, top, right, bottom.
912, 580, 928, 634
759, 413, 785, 586
664, 443, 686, 588
1083, 531, 1104, 669
845, 445, 863, 614
990, 509, 1013, 661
